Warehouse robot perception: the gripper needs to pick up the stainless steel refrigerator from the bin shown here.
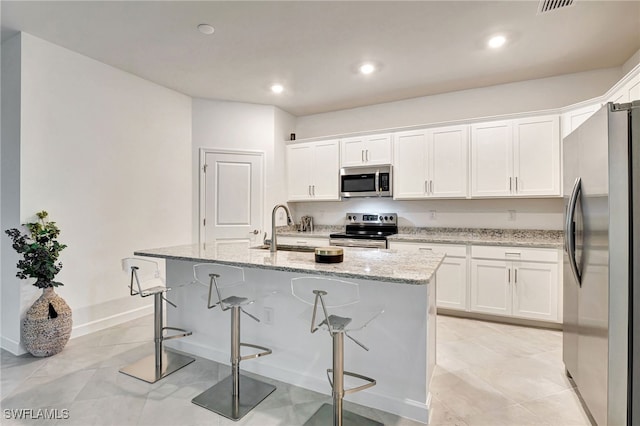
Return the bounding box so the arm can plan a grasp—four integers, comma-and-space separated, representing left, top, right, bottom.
563, 100, 639, 426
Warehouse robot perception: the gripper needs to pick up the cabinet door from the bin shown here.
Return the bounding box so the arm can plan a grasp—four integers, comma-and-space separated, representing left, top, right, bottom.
628, 74, 640, 101
470, 259, 510, 316
513, 115, 560, 196
512, 261, 558, 322
286, 144, 312, 201
365, 134, 393, 165
393, 131, 428, 199
311, 140, 340, 200
429, 125, 469, 198
561, 104, 601, 139
340, 137, 366, 167
436, 256, 468, 311
470, 121, 513, 197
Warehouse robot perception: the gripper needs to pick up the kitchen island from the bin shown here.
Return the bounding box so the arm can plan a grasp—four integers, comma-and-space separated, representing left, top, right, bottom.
134, 243, 444, 423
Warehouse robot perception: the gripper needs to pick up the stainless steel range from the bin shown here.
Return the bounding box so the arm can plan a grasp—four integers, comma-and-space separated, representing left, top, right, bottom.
329, 213, 398, 249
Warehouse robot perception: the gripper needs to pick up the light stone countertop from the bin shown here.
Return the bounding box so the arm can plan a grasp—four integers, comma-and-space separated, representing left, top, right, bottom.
134, 243, 443, 285
278, 226, 563, 248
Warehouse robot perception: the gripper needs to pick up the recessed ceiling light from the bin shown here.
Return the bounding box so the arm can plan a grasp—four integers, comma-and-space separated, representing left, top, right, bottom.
271, 84, 284, 94
488, 35, 507, 49
197, 24, 215, 35
359, 63, 376, 75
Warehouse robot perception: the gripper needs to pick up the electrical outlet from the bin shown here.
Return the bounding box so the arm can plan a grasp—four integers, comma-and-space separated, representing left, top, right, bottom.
263, 307, 274, 325
508, 210, 516, 221
430, 210, 437, 220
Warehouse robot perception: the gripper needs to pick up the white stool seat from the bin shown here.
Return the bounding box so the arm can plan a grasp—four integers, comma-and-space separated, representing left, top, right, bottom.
119, 257, 194, 384
291, 276, 383, 426
190, 263, 275, 421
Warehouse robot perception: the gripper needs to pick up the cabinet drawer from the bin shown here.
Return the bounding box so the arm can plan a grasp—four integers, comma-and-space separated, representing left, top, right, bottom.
470, 245, 558, 262
390, 241, 466, 257
277, 236, 329, 247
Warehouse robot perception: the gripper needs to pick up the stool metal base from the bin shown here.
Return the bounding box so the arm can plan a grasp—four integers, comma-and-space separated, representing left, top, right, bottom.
119, 349, 194, 384
192, 374, 276, 421
303, 403, 383, 426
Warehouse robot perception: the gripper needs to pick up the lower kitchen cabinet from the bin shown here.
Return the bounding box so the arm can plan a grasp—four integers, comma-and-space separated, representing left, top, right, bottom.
389, 241, 468, 311
470, 246, 560, 322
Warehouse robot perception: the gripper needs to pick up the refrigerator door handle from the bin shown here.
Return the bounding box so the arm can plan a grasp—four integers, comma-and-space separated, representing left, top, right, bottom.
566, 177, 582, 286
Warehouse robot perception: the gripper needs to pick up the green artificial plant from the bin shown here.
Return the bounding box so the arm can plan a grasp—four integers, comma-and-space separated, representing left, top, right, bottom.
5, 211, 67, 288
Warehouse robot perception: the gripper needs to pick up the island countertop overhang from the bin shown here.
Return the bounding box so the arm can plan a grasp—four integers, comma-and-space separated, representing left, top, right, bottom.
134, 243, 444, 285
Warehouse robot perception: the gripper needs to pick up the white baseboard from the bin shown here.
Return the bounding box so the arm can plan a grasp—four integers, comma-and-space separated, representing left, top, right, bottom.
70, 304, 153, 339
0, 336, 25, 355
170, 339, 430, 424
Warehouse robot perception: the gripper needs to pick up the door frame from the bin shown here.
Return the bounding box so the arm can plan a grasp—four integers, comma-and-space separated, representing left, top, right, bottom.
198, 148, 266, 245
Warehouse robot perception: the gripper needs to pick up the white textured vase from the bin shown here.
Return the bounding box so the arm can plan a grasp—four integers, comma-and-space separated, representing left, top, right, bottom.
22, 287, 73, 357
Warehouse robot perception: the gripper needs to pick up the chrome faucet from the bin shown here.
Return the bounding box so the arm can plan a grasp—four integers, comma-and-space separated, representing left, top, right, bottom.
271, 204, 293, 252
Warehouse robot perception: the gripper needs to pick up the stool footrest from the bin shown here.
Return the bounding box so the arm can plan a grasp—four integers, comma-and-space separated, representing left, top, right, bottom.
239, 342, 272, 361
162, 326, 192, 341
327, 369, 376, 395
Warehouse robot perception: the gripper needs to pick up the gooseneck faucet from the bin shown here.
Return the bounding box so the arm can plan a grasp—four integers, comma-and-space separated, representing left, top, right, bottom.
271, 204, 293, 253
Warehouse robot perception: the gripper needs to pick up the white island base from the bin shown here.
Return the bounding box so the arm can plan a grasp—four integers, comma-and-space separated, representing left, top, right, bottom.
134, 245, 441, 424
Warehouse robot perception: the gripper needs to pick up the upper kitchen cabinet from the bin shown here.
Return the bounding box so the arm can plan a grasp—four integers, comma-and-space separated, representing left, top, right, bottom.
394, 125, 469, 199
471, 115, 560, 197
340, 133, 392, 167
286, 140, 340, 201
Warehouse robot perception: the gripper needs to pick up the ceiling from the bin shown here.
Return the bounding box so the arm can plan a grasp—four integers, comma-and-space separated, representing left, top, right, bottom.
2, 1, 640, 116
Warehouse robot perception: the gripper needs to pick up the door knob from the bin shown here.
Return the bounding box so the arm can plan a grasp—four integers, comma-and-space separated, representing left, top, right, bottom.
250, 229, 259, 235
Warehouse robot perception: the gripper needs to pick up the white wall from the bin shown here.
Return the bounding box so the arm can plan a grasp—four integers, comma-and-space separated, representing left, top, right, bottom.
191, 99, 294, 239
1, 33, 193, 353
1, 34, 23, 353
295, 67, 621, 139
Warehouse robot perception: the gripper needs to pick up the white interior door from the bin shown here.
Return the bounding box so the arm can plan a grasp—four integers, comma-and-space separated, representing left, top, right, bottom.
201, 150, 263, 248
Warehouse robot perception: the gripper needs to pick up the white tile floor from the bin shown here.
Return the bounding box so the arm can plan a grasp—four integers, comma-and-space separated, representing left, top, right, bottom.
0, 314, 591, 425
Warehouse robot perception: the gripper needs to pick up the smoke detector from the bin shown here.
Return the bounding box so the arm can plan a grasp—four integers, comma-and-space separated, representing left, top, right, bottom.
537, 0, 575, 14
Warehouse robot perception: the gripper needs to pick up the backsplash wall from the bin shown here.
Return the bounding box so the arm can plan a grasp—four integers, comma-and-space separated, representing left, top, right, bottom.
289, 198, 564, 230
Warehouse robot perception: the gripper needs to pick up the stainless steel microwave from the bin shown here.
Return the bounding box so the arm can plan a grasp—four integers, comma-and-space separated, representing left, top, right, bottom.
340, 165, 392, 198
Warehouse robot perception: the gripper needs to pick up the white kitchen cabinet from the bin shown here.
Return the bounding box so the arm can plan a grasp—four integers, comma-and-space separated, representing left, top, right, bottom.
286, 140, 340, 201
470, 246, 559, 322
394, 125, 468, 199
389, 241, 468, 311
341, 133, 392, 167
277, 235, 330, 247
471, 115, 560, 197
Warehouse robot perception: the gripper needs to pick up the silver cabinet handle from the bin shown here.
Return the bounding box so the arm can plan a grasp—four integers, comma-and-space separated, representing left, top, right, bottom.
308, 185, 312, 196
419, 247, 433, 251
312, 185, 315, 196
514, 268, 518, 283
362, 150, 365, 162
366, 150, 369, 162
515, 177, 518, 192
430, 180, 433, 194
509, 177, 512, 191
425, 180, 428, 194
508, 268, 511, 283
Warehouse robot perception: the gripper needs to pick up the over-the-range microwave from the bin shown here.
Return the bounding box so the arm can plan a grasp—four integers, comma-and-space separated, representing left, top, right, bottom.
340, 165, 392, 198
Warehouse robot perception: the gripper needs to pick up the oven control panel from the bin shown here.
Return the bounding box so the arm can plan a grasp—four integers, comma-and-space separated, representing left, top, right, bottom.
346, 212, 397, 225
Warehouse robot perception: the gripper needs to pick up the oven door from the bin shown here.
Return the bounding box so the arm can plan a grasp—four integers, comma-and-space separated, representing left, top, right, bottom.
329, 238, 387, 249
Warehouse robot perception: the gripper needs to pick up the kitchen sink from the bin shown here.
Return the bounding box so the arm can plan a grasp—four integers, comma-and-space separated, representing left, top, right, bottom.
251, 244, 316, 253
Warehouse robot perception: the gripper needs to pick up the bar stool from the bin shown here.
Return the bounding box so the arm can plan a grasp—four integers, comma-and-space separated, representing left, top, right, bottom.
291, 276, 384, 426
190, 263, 275, 421
119, 257, 194, 383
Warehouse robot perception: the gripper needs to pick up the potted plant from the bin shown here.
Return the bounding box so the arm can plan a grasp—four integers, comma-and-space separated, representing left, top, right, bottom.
5, 211, 72, 356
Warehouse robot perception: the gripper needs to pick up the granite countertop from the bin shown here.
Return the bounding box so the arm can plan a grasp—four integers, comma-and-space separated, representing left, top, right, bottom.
278, 226, 563, 248
134, 243, 443, 285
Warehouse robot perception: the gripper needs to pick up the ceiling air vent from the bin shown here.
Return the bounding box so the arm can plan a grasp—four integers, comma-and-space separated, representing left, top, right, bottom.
537, 0, 575, 14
